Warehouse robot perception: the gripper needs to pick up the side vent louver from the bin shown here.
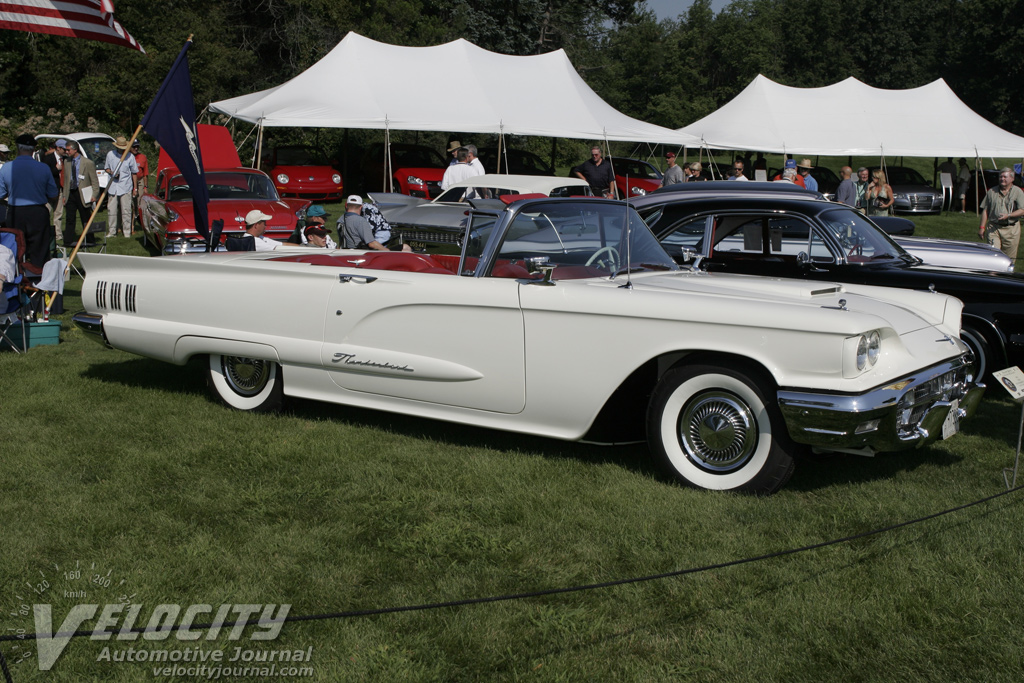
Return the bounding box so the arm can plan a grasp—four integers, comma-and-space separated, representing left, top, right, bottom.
94, 281, 136, 313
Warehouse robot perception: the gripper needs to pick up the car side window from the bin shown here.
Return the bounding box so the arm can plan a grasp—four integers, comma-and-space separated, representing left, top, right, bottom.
763, 216, 835, 263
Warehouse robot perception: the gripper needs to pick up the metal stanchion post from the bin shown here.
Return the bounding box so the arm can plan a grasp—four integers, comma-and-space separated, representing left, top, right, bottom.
1004, 399, 1023, 490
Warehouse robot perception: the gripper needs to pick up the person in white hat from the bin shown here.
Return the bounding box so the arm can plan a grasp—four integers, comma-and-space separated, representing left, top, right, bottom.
339, 195, 410, 251
243, 209, 280, 251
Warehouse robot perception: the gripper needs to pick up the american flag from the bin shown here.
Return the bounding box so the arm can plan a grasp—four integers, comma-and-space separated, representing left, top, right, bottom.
0, 0, 143, 52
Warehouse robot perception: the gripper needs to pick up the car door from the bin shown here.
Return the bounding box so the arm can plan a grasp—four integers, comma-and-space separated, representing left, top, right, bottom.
320, 271, 526, 414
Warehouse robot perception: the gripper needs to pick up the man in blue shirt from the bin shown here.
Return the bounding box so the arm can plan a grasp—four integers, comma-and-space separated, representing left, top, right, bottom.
797, 159, 818, 192
0, 134, 59, 268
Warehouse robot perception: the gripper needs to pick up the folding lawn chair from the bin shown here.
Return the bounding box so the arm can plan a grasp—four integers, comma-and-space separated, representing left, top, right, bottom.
0, 228, 32, 352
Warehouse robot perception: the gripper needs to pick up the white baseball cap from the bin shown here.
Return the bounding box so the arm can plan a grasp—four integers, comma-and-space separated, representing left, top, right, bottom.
0, 144, 9, 153
345, 194, 363, 205
245, 209, 272, 226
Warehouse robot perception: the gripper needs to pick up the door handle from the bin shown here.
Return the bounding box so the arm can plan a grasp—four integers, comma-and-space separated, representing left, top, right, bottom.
339, 274, 378, 284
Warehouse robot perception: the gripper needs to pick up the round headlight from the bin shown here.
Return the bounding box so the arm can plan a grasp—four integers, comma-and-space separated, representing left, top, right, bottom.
630, 186, 647, 196
867, 330, 880, 366
332, 173, 342, 184
276, 173, 290, 184
857, 335, 869, 370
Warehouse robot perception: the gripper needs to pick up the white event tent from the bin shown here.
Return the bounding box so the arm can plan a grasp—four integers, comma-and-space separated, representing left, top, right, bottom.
678, 75, 1024, 158
210, 32, 696, 146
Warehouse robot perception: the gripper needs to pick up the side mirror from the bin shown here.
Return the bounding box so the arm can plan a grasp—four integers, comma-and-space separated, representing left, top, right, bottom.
525, 256, 557, 285
796, 251, 810, 267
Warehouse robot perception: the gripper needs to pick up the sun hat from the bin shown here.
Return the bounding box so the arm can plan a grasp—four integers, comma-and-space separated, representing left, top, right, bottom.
447, 141, 462, 153
784, 159, 797, 169
245, 209, 272, 226
797, 158, 813, 169
113, 136, 130, 150
665, 152, 676, 159
55, 138, 67, 149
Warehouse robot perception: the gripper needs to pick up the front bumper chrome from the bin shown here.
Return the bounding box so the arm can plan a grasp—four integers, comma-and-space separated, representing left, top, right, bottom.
778, 355, 984, 453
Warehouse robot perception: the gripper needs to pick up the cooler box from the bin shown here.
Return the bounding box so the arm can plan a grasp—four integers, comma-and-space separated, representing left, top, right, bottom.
0, 319, 61, 350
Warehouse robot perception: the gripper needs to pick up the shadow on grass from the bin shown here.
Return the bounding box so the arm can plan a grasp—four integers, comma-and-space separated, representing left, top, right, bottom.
79, 355, 979, 493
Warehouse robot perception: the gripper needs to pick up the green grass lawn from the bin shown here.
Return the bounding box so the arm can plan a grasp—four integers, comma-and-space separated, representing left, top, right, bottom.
2, 234, 1024, 682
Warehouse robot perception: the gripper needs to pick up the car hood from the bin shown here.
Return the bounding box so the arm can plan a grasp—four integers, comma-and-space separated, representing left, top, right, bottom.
607, 270, 952, 337
142, 196, 304, 238
270, 164, 337, 177
395, 166, 445, 180
893, 184, 938, 194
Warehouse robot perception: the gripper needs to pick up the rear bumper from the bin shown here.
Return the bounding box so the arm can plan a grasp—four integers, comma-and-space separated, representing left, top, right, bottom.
778, 355, 984, 453
71, 311, 110, 348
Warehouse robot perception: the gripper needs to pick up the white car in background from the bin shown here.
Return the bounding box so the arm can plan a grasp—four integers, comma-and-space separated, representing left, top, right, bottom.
35, 132, 118, 191
370, 174, 592, 247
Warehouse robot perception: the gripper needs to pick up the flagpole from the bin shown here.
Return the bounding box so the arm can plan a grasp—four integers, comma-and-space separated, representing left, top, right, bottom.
62, 123, 145, 284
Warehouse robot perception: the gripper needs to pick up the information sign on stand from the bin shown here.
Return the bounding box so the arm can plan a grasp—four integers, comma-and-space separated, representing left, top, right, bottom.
992, 367, 1024, 489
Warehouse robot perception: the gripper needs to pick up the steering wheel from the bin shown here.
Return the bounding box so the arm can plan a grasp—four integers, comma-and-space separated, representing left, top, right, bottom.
586, 246, 621, 271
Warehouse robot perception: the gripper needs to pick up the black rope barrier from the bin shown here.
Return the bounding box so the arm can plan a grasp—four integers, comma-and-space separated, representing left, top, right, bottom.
1, 484, 1021, 682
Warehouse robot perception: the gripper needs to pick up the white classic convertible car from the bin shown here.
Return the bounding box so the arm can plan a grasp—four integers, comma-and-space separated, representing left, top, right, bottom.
73, 198, 984, 494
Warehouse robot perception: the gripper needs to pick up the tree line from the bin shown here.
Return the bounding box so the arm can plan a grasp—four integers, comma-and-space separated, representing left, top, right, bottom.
0, 0, 1018, 156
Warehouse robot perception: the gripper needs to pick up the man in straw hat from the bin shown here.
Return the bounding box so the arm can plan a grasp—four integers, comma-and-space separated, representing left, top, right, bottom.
797, 158, 818, 192
104, 135, 138, 238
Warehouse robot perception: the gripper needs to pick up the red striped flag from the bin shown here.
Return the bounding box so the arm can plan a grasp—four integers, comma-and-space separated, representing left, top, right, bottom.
0, 0, 143, 52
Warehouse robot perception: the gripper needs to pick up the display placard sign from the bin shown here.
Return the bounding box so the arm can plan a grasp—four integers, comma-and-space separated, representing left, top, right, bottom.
993, 367, 1024, 400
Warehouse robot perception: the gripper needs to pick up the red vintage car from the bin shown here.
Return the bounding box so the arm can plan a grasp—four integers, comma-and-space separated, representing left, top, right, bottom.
139, 125, 309, 253
359, 143, 447, 199
606, 157, 664, 198
265, 145, 343, 200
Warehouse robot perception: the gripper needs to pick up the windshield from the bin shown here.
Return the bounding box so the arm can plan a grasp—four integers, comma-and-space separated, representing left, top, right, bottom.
884, 167, 928, 185
474, 201, 678, 280
276, 147, 326, 166
392, 146, 446, 168
168, 172, 281, 201
818, 208, 907, 262
78, 137, 118, 171
609, 158, 662, 180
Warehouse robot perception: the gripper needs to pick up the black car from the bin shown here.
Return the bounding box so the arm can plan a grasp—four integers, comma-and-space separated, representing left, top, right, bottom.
477, 147, 554, 176
964, 168, 1024, 211
633, 189, 1024, 380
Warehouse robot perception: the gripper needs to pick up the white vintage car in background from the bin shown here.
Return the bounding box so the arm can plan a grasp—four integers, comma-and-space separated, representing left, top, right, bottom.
73, 198, 983, 494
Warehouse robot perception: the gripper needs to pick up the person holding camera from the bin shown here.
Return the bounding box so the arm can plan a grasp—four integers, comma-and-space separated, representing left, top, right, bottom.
979, 168, 1024, 259
865, 170, 894, 216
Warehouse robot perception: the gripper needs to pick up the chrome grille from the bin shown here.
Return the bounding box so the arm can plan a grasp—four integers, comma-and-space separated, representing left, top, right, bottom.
896, 367, 964, 436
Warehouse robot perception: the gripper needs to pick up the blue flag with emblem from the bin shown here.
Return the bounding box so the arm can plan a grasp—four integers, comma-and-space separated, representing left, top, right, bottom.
140, 39, 210, 242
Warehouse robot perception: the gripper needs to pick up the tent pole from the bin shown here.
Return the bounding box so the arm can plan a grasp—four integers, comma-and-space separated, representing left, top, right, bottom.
550, 137, 556, 175
498, 123, 505, 174
254, 117, 264, 169
384, 119, 392, 193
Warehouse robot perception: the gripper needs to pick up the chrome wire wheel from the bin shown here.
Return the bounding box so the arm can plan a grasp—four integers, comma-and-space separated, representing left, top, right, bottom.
222, 356, 272, 396
678, 391, 758, 472
207, 354, 283, 412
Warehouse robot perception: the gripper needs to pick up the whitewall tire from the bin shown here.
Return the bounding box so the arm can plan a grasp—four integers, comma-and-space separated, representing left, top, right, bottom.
647, 365, 795, 494
207, 354, 283, 412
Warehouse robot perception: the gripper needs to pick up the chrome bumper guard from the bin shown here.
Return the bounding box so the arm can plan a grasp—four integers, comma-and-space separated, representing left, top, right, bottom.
777, 355, 985, 452
71, 312, 110, 348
